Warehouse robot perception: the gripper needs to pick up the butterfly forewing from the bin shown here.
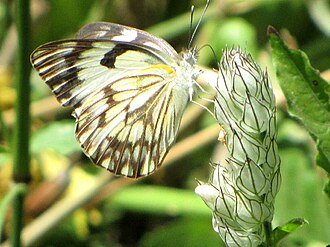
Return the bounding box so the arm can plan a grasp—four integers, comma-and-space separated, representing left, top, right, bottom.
31, 33, 191, 178
76, 22, 178, 60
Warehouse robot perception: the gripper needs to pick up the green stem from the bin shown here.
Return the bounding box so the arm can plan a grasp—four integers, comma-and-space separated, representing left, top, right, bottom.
0, 184, 26, 243
11, 0, 31, 246
264, 221, 273, 247
11, 194, 25, 247
0, 109, 10, 146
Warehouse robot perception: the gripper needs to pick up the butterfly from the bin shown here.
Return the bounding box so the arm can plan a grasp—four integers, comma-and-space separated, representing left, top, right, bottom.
31, 22, 200, 178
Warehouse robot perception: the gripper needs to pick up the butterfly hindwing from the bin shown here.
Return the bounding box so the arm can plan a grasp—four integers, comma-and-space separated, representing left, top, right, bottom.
77, 74, 186, 177
31, 35, 190, 178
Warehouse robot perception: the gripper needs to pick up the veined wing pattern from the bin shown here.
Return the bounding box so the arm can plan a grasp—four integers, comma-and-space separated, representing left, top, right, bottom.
31, 22, 197, 178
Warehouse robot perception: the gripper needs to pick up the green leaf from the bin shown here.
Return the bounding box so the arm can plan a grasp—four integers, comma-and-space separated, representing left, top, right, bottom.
274, 146, 330, 243
324, 179, 330, 198
269, 33, 330, 173
271, 218, 308, 245
139, 217, 223, 247
109, 185, 211, 217
31, 120, 80, 156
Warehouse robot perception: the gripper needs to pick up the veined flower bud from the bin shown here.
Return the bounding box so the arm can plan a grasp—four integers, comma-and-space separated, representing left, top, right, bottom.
196, 48, 281, 246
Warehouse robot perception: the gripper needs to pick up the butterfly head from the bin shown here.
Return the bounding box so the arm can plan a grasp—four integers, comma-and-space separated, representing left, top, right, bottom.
180, 47, 198, 66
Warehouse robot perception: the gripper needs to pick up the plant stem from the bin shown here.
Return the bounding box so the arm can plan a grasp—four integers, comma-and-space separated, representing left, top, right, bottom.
0, 110, 10, 146
264, 221, 273, 247
11, 194, 24, 247
11, 0, 31, 246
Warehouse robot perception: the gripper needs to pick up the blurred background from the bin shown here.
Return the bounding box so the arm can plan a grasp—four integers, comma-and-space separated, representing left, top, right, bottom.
1, 0, 330, 246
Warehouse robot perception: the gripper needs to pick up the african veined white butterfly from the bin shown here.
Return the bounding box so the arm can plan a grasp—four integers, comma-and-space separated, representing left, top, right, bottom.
31, 13, 207, 178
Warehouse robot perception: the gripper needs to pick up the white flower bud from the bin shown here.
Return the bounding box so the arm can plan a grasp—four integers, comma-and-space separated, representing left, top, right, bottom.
196, 48, 281, 246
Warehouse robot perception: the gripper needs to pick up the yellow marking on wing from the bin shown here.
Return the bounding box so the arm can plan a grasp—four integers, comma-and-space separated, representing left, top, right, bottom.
144, 64, 175, 75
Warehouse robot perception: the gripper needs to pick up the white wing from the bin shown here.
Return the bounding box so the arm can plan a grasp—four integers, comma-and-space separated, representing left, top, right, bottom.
31, 39, 190, 178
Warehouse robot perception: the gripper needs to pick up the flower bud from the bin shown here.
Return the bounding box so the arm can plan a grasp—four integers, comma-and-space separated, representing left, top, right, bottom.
196, 48, 281, 246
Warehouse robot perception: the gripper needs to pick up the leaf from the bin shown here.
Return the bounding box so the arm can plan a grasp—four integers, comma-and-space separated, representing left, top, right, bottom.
269, 32, 330, 174
139, 217, 223, 247
31, 120, 80, 156
109, 185, 211, 217
324, 179, 330, 198
271, 218, 308, 245
274, 146, 330, 242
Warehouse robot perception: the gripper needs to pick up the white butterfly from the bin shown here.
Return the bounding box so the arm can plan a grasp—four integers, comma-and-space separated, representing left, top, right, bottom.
31, 22, 199, 178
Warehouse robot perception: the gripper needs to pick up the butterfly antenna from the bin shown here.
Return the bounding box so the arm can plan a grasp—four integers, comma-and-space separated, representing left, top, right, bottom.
188, 5, 195, 49
188, 0, 210, 49
198, 43, 218, 64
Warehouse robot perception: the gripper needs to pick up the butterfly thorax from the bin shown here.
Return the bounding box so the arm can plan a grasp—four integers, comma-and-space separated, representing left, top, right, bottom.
176, 48, 198, 100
